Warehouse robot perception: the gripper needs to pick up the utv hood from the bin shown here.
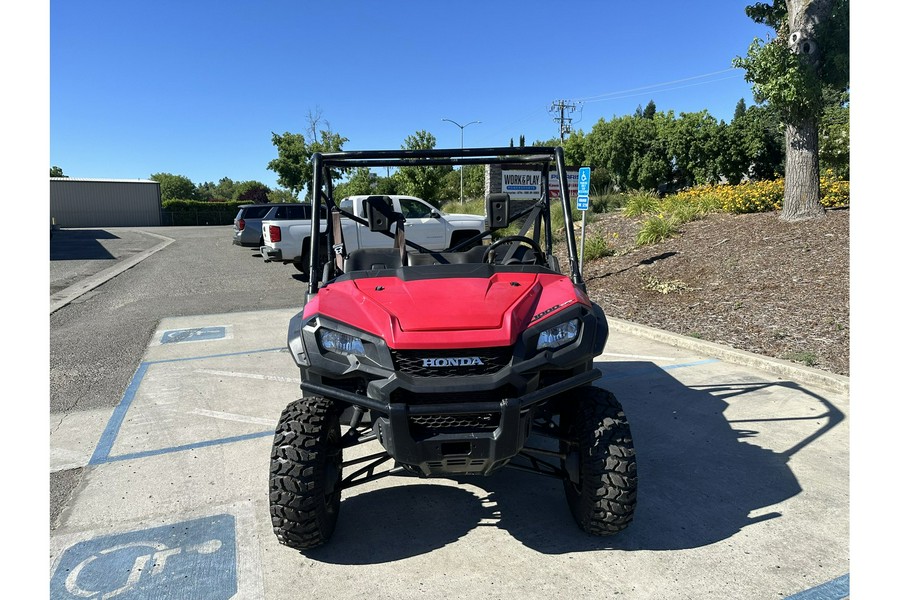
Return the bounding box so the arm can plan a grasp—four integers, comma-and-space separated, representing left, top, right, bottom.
306, 271, 590, 350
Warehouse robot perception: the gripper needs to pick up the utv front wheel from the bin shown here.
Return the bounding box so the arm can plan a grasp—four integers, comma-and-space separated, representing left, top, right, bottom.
562, 386, 637, 535
270, 396, 343, 550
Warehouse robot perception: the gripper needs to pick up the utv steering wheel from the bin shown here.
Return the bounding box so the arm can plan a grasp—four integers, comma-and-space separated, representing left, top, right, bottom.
483, 235, 547, 266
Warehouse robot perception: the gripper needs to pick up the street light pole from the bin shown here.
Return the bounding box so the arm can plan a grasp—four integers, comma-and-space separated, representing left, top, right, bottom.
442, 118, 481, 203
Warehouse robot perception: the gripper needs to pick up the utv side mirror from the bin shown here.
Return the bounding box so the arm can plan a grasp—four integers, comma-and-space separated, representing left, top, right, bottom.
486, 193, 510, 229
364, 196, 395, 233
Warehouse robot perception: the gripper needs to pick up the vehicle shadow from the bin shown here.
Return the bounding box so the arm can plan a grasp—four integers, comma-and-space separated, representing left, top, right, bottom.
50, 229, 118, 261
303, 483, 492, 564
304, 361, 842, 563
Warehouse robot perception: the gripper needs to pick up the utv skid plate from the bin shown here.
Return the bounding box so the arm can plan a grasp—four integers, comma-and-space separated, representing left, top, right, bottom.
335, 411, 581, 491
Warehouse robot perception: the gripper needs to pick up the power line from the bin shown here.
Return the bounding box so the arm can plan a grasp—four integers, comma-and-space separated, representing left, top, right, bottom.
571, 67, 741, 103
549, 99, 582, 141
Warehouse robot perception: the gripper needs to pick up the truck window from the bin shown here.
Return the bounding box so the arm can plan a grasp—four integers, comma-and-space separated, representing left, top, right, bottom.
285, 205, 311, 220
243, 206, 270, 219
340, 198, 364, 218
400, 198, 433, 219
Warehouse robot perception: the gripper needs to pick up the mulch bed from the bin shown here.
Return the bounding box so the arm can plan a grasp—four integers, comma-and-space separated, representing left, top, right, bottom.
566, 208, 849, 376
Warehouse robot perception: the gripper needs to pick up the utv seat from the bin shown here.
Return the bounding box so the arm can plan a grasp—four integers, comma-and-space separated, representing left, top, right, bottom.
407, 246, 488, 266
345, 247, 403, 272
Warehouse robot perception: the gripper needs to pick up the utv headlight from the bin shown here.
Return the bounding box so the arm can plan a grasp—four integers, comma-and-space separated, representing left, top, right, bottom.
318, 328, 365, 356
536, 318, 580, 350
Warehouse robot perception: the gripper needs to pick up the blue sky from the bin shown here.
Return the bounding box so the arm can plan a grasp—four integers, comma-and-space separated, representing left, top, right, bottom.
49, 0, 774, 189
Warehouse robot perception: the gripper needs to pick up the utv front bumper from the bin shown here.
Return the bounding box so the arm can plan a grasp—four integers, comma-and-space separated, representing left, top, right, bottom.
290, 304, 608, 476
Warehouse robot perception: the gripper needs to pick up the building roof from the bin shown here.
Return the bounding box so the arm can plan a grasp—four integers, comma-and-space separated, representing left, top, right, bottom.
50, 177, 160, 184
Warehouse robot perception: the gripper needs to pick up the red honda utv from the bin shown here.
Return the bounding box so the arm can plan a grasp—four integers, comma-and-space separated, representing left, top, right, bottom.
270, 147, 637, 549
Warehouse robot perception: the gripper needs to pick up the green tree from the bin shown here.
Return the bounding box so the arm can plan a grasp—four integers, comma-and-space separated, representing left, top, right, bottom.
664, 110, 723, 187
717, 103, 785, 184
584, 112, 673, 192
197, 177, 237, 201
150, 173, 198, 201
462, 164, 485, 201
374, 173, 402, 195
396, 130, 454, 204
333, 167, 379, 199
819, 89, 849, 179
234, 180, 272, 203
734, 98, 748, 120
268, 188, 298, 203
267, 132, 309, 197
734, 0, 849, 221
267, 116, 349, 200
50, 166, 66, 177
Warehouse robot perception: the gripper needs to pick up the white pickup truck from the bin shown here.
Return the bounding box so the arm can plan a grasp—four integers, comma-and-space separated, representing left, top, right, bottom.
260, 194, 486, 273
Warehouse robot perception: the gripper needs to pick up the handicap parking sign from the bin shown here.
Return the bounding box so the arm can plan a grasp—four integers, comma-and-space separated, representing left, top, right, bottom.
577, 167, 591, 211
51, 514, 237, 600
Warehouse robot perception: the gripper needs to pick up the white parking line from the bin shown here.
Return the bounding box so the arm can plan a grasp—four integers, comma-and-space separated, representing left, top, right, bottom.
190, 409, 278, 428
193, 369, 300, 384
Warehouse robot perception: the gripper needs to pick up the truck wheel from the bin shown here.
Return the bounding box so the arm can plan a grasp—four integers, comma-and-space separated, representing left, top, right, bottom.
270, 396, 343, 550
293, 261, 307, 274
561, 386, 637, 535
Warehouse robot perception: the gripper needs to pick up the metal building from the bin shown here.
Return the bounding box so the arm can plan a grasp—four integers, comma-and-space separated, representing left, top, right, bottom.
50, 178, 162, 227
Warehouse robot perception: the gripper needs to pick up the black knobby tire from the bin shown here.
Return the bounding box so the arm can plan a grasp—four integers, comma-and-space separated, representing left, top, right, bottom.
562, 386, 637, 535
270, 396, 343, 550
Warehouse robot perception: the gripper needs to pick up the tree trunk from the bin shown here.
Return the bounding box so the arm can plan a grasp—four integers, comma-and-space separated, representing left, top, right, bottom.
782, 119, 825, 221
780, 0, 831, 222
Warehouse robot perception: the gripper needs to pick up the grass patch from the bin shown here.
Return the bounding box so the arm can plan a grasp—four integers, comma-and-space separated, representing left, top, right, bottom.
623, 192, 660, 217
781, 350, 818, 367
441, 200, 485, 215
592, 191, 629, 213
636, 215, 678, 246
582, 234, 614, 262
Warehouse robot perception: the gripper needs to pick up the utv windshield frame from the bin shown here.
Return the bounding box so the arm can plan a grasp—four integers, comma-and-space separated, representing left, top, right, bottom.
305, 146, 584, 296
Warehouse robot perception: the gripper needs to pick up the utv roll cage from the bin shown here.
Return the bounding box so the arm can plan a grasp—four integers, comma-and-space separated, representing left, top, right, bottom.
304, 146, 585, 297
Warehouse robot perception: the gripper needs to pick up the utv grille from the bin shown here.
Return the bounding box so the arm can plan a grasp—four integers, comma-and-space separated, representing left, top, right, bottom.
409, 412, 501, 438
391, 347, 512, 377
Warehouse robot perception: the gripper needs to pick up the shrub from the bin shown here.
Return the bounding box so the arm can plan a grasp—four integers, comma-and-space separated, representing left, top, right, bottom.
636, 215, 678, 246
551, 196, 593, 236
623, 192, 660, 217
441, 200, 485, 215
582, 234, 614, 262
820, 169, 850, 208
591, 192, 629, 213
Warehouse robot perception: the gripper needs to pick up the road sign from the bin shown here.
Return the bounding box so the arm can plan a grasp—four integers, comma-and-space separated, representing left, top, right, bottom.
577, 166, 591, 211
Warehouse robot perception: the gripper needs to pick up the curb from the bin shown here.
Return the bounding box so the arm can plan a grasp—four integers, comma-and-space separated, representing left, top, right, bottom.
607, 317, 850, 395
50, 230, 175, 314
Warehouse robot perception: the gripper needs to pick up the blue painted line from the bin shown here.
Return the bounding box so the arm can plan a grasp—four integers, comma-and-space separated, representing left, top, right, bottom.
600, 358, 720, 383
90, 362, 149, 465
150, 346, 284, 365
785, 574, 849, 600
89, 346, 284, 466
95, 430, 275, 464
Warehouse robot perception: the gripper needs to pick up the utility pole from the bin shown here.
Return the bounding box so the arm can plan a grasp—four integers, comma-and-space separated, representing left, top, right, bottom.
549, 100, 579, 142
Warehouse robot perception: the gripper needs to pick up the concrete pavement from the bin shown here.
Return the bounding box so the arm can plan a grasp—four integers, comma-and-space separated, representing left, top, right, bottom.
48, 228, 850, 599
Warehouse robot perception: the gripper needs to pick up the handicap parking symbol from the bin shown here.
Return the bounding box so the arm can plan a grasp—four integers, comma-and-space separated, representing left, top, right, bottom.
51, 514, 237, 600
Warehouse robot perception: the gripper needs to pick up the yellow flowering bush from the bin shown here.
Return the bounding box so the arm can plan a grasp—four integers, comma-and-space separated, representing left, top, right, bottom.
663, 172, 849, 215
820, 169, 850, 208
